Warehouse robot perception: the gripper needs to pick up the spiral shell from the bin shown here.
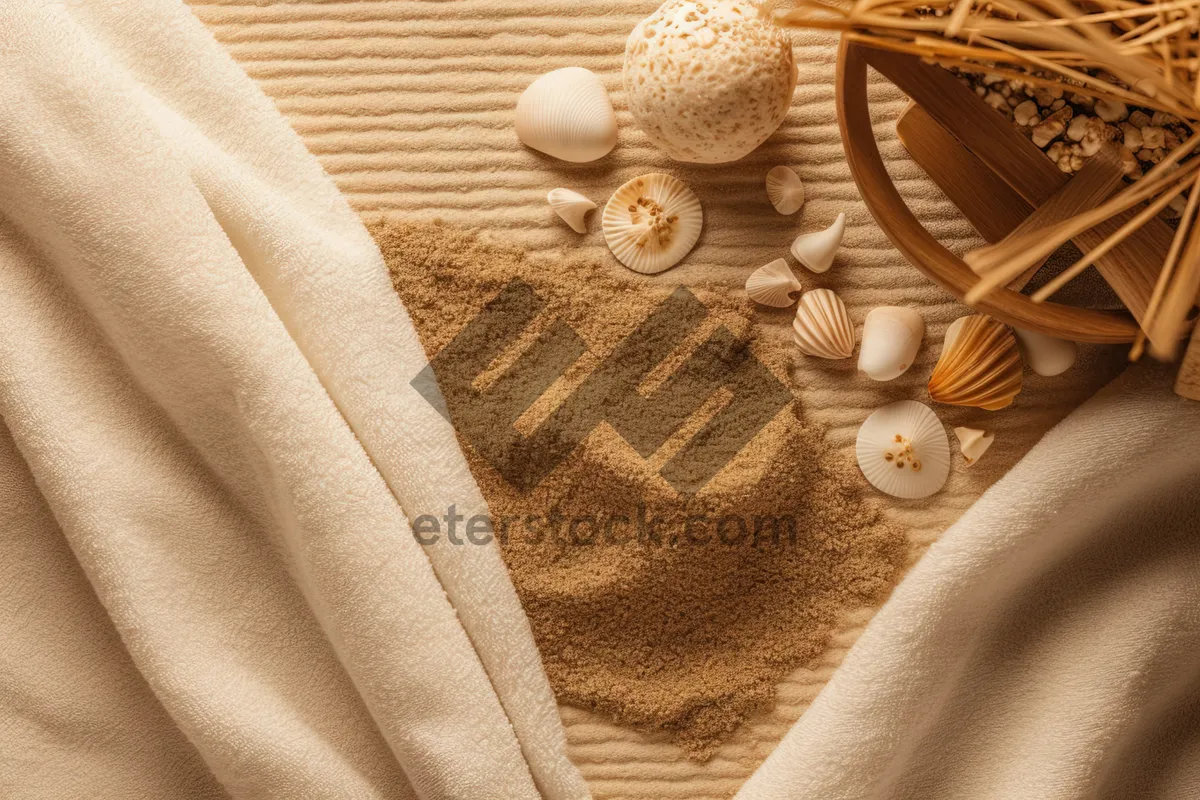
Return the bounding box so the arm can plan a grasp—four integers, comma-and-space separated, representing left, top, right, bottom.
928, 315, 1023, 411
792, 288, 855, 359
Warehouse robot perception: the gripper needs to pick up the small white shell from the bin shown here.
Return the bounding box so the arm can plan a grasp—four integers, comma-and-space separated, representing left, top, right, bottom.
791, 212, 845, 273
792, 288, 855, 359
857, 400, 950, 499
547, 188, 596, 233
516, 67, 617, 163
1013, 327, 1077, 376
954, 427, 994, 467
858, 306, 925, 382
746, 258, 801, 307
602, 173, 703, 274
766, 166, 805, 215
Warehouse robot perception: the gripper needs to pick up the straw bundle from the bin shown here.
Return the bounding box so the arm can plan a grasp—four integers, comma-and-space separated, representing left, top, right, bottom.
774, 0, 1200, 360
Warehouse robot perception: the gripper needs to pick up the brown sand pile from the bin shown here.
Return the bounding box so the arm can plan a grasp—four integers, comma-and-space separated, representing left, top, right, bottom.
369, 217, 906, 758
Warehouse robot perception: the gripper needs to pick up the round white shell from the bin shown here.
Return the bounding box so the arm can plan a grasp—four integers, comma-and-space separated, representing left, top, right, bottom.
746, 258, 801, 307
516, 67, 617, 163
766, 166, 805, 215
622, 0, 798, 163
602, 173, 703, 274
792, 288, 855, 359
1013, 327, 1077, 376
791, 212, 845, 274
547, 188, 596, 233
858, 306, 925, 382
856, 400, 950, 499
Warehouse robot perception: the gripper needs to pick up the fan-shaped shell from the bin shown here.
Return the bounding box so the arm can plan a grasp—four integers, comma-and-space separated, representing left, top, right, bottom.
766, 166, 805, 215
516, 67, 617, 163
547, 188, 596, 233
929, 315, 1023, 411
856, 400, 950, 499
746, 258, 801, 307
792, 288, 854, 359
602, 173, 703, 274
790, 212, 845, 273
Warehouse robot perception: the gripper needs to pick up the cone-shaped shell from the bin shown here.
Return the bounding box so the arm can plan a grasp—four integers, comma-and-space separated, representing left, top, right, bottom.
602, 173, 702, 274
856, 400, 950, 499
954, 426, 994, 467
790, 212, 845, 273
766, 166, 805, 215
792, 288, 854, 359
746, 258, 801, 307
929, 315, 1023, 411
547, 188, 596, 233
516, 67, 617, 163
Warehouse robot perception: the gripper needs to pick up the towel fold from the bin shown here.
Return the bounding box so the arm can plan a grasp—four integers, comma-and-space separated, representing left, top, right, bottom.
0, 2, 586, 798
737, 364, 1200, 800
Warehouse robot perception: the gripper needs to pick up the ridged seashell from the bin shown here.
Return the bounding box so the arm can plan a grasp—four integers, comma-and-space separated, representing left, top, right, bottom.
928, 315, 1023, 411
858, 306, 925, 382
516, 67, 617, 163
746, 258, 801, 307
792, 288, 855, 359
790, 212, 845, 274
954, 427, 994, 467
547, 188, 596, 233
602, 173, 702, 274
1013, 327, 1077, 376
856, 400, 950, 499
766, 166, 805, 215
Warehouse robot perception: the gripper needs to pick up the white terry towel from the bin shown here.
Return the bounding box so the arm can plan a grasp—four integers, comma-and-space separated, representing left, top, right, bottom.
737, 364, 1200, 800
0, 2, 587, 799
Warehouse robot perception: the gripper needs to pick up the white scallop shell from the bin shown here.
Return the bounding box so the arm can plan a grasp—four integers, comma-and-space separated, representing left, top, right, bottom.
766, 166, 805, 215
1013, 327, 1077, 376
602, 173, 703, 274
791, 212, 845, 273
792, 288, 855, 359
516, 67, 617, 163
857, 400, 950, 499
547, 188, 596, 233
746, 258, 801, 307
954, 426, 994, 467
858, 306, 925, 382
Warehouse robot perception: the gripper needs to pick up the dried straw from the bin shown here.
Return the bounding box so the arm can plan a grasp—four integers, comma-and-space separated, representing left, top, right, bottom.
777, 0, 1200, 359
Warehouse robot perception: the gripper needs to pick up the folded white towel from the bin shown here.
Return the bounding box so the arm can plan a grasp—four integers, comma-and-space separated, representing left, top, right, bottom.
737, 364, 1200, 799
0, 2, 586, 798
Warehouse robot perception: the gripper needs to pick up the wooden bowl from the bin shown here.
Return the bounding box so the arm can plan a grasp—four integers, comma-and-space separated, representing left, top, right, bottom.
835, 37, 1141, 343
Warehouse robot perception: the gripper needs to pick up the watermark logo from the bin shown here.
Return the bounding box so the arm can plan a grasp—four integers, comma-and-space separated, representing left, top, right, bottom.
411, 279, 792, 494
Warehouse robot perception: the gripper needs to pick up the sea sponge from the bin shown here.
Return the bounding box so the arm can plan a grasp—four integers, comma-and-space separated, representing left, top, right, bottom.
623, 0, 798, 163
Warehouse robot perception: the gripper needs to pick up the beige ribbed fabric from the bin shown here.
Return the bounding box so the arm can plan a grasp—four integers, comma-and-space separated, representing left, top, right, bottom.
188, 2, 1130, 797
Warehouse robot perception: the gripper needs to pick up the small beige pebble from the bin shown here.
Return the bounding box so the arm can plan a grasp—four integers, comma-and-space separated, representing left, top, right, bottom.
1050, 98, 1066, 111
1142, 126, 1166, 149
1130, 110, 1152, 128
1152, 110, 1181, 126
1120, 123, 1143, 151
1032, 107, 1071, 147
1095, 98, 1128, 122
1066, 115, 1090, 141
985, 91, 1007, 111
1014, 100, 1040, 126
